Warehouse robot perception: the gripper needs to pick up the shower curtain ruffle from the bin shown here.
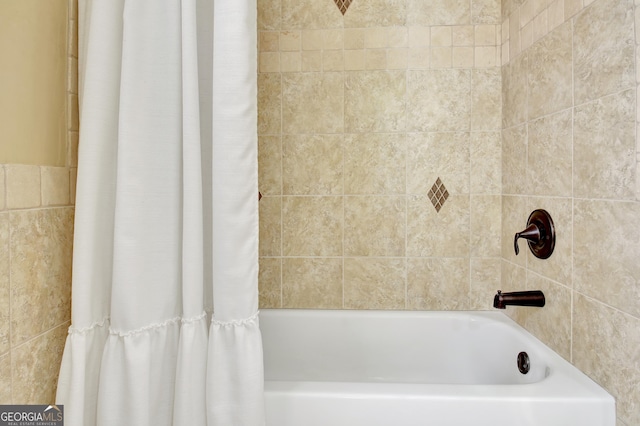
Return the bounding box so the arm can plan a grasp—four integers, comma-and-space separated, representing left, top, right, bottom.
59, 312, 263, 425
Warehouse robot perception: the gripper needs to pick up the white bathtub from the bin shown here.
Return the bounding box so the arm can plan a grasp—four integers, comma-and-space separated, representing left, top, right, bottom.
260, 309, 615, 426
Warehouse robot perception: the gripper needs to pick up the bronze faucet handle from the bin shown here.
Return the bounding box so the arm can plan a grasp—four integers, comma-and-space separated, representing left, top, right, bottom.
514, 223, 541, 255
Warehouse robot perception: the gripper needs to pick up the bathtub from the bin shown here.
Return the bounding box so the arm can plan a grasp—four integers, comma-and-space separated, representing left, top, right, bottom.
260, 309, 615, 426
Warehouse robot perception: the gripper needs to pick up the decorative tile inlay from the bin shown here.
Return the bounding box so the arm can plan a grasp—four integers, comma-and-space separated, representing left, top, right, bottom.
428, 178, 449, 212
333, 0, 352, 15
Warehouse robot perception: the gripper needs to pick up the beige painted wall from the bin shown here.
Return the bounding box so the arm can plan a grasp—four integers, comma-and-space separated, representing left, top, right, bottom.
0, 0, 68, 166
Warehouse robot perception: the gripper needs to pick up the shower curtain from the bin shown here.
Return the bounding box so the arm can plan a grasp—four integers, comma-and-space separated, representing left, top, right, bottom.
55, 1, 264, 425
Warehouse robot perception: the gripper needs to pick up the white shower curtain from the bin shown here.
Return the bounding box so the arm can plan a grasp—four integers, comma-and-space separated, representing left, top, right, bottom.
56, 1, 264, 425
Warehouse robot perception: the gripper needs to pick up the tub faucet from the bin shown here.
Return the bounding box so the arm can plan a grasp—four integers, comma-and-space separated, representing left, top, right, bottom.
493, 290, 545, 309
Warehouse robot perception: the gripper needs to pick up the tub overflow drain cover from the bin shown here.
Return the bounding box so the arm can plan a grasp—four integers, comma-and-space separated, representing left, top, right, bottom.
517, 351, 530, 374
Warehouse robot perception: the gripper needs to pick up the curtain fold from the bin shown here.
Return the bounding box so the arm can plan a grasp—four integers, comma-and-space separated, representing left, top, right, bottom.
56, 1, 263, 425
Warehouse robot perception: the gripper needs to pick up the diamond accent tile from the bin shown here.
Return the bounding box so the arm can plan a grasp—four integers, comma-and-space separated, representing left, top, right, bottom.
428, 178, 449, 212
333, 0, 352, 15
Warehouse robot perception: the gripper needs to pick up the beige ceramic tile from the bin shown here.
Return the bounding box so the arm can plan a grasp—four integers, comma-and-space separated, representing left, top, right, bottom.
532, 9, 549, 42
258, 0, 281, 30
526, 197, 572, 286
344, 0, 407, 27
41, 166, 70, 206
282, 258, 343, 309
67, 57, 78, 96
527, 109, 572, 197
501, 195, 528, 266
573, 294, 640, 426
564, 0, 583, 18
260, 31, 280, 52
258, 257, 282, 308
69, 15, 78, 59
259, 196, 281, 257
69, 168, 77, 206
5, 165, 40, 210
11, 323, 68, 404
0, 167, 4, 210
470, 132, 501, 194
527, 21, 572, 120
409, 26, 431, 47
344, 29, 365, 50
344, 50, 365, 70
323, 50, 344, 71
501, 41, 510, 66
0, 214, 8, 355
344, 258, 406, 309
344, 70, 406, 133
520, 22, 534, 52
407, 258, 470, 310
387, 28, 409, 48
301, 50, 322, 71
364, 28, 387, 49
431, 47, 453, 68
279, 31, 300, 51
407, 69, 471, 131
258, 73, 281, 135
344, 196, 406, 257
387, 48, 409, 69
10, 208, 73, 346
502, 124, 527, 195
475, 25, 497, 45
547, 0, 565, 31
0, 353, 10, 404
68, 131, 79, 168
501, 52, 528, 128
407, 132, 470, 195
282, 196, 343, 256
323, 29, 344, 50
574, 90, 636, 200
453, 46, 474, 67
259, 52, 280, 73
407, 195, 470, 257
453, 25, 475, 46
282, 73, 344, 134
470, 195, 501, 257
258, 135, 282, 196
469, 257, 501, 309
408, 47, 430, 68
472, 0, 501, 24
365, 49, 387, 69
68, 93, 79, 132
283, 134, 343, 195
344, 133, 405, 194
280, 52, 301, 72
522, 272, 571, 360
474, 46, 498, 67
431, 26, 452, 46
574, 199, 640, 317
573, 0, 635, 104
407, 0, 471, 25
471, 68, 501, 131
509, 19, 521, 59
520, 0, 534, 26
281, 0, 343, 29
301, 29, 323, 50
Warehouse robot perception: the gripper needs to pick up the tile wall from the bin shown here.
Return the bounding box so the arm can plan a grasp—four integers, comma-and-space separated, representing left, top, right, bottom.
257, 0, 503, 310
501, 0, 639, 423
0, 0, 77, 404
